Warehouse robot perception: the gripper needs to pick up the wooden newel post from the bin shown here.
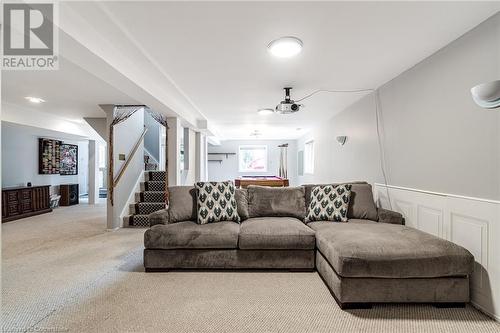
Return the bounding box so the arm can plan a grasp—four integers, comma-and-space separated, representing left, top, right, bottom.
108, 124, 114, 206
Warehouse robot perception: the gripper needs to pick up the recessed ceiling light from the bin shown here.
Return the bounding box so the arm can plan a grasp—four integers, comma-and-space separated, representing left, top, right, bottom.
257, 108, 274, 115
25, 96, 45, 103
268, 36, 303, 58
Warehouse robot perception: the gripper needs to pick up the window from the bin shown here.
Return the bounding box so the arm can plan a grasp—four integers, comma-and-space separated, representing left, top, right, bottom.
304, 140, 314, 174
239, 145, 268, 172
98, 144, 106, 168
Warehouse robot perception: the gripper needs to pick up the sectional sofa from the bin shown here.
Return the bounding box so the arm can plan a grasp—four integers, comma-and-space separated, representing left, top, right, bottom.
144, 182, 474, 309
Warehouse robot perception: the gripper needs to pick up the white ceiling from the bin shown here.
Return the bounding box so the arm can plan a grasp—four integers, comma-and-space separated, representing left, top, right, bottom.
91, 1, 499, 140
3, 2, 499, 140
2, 56, 139, 124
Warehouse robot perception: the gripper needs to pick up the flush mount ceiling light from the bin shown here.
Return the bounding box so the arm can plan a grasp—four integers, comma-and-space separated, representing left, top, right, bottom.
257, 108, 274, 115
471, 80, 500, 109
267, 36, 303, 58
25, 96, 45, 103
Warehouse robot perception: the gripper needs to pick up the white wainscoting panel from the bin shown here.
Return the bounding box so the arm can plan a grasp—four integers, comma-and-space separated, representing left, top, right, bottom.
374, 184, 500, 321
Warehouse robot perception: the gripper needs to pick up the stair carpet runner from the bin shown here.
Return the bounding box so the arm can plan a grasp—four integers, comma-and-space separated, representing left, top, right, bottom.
128, 170, 167, 227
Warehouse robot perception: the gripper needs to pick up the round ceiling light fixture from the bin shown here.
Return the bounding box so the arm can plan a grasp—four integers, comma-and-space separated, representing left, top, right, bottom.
257, 108, 274, 115
267, 36, 303, 58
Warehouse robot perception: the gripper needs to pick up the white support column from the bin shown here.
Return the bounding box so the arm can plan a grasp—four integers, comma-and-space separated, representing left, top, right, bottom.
195, 132, 208, 182
101, 104, 115, 230
88, 140, 100, 204
203, 134, 208, 181
167, 117, 182, 186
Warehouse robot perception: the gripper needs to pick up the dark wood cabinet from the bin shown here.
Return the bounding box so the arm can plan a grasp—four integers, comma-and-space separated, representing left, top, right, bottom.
2, 185, 52, 222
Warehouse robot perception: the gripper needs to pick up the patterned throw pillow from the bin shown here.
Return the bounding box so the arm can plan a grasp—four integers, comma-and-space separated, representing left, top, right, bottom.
195, 181, 240, 224
305, 184, 352, 223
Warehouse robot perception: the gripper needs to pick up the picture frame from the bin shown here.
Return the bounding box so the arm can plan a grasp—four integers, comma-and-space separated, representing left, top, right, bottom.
38, 138, 61, 174
60, 144, 78, 175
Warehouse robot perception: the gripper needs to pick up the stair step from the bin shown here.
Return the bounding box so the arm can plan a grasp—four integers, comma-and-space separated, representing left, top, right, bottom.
141, 181, 165, 192
126, 214, 150, 228
145, 170, 166, 181
137, 191, 165, 203
130, 202, 166, 215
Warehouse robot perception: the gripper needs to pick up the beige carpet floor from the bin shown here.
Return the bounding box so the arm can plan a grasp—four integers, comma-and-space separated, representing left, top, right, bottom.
2, 202, 500, 333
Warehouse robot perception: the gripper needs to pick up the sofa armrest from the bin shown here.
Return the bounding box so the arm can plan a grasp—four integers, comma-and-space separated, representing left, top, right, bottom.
377, 208, 405, 225
148, 209, 170, 227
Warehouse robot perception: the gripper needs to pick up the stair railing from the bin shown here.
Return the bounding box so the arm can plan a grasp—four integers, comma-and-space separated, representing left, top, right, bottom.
113, 127, 148, 188
144, 147, 160, 168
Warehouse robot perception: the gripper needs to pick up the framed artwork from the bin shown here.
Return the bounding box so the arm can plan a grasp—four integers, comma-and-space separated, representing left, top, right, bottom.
39, 138, 61, 174
60, 144, 78, 175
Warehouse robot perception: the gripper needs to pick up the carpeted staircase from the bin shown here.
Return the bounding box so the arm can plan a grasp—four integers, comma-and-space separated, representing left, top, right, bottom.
125, 170, 167, 227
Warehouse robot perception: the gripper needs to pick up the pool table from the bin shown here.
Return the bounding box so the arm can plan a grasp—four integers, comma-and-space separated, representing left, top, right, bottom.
234, 176, 289, 188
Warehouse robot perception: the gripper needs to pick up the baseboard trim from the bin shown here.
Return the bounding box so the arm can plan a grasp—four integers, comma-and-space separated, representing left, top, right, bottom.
471, 301, 500, 322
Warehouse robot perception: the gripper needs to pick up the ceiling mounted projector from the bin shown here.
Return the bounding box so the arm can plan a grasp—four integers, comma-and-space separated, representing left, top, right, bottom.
471, 80, 500, 109
275, 87, 303, 114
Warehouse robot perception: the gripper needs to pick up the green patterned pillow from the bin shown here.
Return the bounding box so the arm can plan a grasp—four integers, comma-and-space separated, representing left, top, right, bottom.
305, 184, 352, 223
195, 181, 240, 224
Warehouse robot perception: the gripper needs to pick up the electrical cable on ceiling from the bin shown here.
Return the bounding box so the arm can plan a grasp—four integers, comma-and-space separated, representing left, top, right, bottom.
296, 89, 375, 102
297, 88, 393, 209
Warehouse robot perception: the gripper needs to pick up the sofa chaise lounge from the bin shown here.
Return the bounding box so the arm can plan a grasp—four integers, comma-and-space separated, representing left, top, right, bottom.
144, 183, 474, 309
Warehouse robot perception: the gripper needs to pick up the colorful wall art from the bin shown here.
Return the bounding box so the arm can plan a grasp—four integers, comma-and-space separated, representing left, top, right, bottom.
60, 144, 78, 175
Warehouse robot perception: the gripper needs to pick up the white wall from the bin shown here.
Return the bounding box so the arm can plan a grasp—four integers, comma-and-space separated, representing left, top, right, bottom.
195, 132, 208, 182
181, 128, 197, 185
208, 140, 298, 186
1, 121, 89, 195
167, 117, 182, 186
107, 108, 145, 229
297, 13, 500, 201
144, 111, 160, 163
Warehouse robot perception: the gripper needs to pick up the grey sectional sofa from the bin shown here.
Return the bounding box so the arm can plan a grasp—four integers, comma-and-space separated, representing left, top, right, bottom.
144, 183, 474, 309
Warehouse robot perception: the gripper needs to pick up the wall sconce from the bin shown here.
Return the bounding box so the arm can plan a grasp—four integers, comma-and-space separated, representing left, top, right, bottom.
471, 80, 500, 109
336, 136, 347, 146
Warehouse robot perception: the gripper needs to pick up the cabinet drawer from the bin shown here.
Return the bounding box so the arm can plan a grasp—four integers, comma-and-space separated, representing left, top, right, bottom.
8, 204, 20, 215
21, 200, 33, 212
21, 190, 32, 200
7, 191, 19, 202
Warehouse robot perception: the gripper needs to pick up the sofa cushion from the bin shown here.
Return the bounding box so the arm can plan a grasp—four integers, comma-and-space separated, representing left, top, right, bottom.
377, 208, 404, 224
248, 186, 306, 220
303, 182, 378, 221
348, 183, 378, 221
235, 188, 250, 221
168, 186, 197, 222
239, 217, 315, 250
144, 221, 239, 249
305, 184, 352, 223
314, 222, 474, 278
195, 181, 240, 224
